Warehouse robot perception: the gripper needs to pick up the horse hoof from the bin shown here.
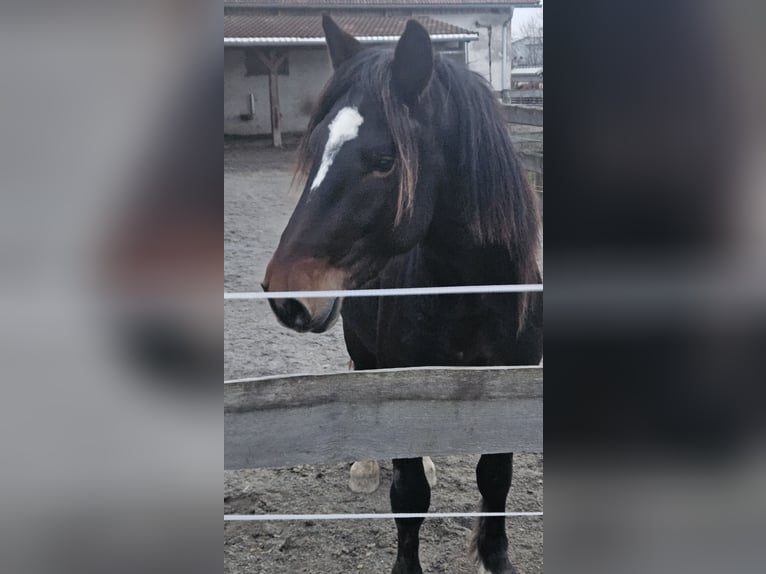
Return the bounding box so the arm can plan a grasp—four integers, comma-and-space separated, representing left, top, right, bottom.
392, 558, 423, 574
478, 561, 517, 574
422, 456, 437, 488
349, 460, 380, 493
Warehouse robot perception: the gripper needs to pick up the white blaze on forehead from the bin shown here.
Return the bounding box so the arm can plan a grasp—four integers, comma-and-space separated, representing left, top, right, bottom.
310, 106, 364, 191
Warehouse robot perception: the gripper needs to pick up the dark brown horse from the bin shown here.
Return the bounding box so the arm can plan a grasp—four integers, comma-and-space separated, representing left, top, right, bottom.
262, 16, 542, 574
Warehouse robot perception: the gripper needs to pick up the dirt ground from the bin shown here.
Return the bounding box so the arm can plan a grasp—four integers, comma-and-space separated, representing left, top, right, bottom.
224, 138, 543, 573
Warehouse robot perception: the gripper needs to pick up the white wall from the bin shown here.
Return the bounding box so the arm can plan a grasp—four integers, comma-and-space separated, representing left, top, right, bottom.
224, 47, 332, 136
435, 11, 514, 93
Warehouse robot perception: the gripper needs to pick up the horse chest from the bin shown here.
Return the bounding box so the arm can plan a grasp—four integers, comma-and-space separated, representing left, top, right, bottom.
378, 296, 514, 367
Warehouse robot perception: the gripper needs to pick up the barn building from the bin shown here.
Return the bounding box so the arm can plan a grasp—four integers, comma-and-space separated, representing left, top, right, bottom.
224, 1, 540, 141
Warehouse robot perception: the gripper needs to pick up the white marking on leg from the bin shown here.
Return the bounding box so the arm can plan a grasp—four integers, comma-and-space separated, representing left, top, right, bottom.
422, 456, 437, 488
349, 460, 380, 493
310, 106, 364, 191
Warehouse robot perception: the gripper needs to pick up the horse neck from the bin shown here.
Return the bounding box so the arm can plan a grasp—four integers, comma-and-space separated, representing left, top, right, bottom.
417, 241, 521, 286
420, 186, 521, 286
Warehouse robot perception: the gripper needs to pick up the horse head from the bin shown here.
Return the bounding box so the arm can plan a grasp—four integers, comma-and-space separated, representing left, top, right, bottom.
262, 17, 440, 333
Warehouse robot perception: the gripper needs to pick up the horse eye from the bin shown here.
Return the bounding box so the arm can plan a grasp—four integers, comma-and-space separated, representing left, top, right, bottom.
371, 156, 395, 174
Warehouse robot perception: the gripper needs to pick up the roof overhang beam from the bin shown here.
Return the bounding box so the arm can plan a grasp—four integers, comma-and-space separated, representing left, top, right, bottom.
224, 33, 478, 46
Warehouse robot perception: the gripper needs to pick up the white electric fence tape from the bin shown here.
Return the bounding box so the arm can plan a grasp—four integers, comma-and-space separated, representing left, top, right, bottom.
225, 284, 543, 300
224, 511, 543, 522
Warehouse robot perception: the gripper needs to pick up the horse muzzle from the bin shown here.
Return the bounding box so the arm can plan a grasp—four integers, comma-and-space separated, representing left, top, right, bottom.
264, 295, 341, 333
261, 257, 346, 333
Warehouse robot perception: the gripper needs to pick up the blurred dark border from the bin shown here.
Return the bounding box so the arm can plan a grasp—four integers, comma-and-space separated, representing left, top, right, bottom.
544, 0, 765, 456
544, 2, 766, 571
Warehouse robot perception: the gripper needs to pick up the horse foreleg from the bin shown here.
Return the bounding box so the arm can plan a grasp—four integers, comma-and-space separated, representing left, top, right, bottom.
421, 456, 437, 487
390, 457, 431, 574
349, 457, 435, 493
472, 453, 516, 574
349, 460, 380, 493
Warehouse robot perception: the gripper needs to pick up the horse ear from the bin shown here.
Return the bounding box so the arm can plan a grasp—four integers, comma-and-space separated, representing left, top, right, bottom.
322, 14, 362, 70
391, 20, 433, 106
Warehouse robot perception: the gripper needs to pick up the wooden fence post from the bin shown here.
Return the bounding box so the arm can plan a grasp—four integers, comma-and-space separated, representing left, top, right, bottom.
255, 50, 287, 148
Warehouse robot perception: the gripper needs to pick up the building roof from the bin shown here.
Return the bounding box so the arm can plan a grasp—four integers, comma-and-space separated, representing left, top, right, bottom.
225, 13, 479, 46
225, 1, 538, 8
512, 66, 543, 76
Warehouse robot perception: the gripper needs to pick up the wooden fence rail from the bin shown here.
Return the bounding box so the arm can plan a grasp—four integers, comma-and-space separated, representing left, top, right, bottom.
498, 104, 543, 127
517, 151, 543, 176
225, 365, 542, 470
500, 104, 543, 179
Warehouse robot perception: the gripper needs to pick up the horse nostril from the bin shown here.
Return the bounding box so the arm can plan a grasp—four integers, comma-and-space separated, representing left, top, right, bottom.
283, 299, 310, 328
268, 298, 311, 331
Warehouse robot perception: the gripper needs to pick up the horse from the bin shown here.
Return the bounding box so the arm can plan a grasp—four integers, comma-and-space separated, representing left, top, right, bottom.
262, 16, 542, 574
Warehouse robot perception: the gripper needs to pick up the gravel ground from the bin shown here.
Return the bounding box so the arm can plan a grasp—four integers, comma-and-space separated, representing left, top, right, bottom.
224, 138, 543, 573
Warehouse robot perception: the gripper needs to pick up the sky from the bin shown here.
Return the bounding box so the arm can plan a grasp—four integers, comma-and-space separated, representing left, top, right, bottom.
512, 7, 543, 36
